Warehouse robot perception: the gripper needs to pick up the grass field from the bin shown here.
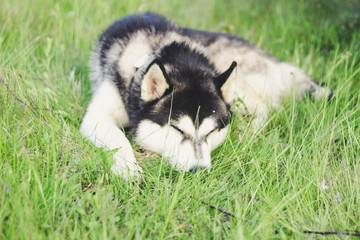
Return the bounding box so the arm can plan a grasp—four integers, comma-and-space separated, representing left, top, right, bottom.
1, 0, 360, 239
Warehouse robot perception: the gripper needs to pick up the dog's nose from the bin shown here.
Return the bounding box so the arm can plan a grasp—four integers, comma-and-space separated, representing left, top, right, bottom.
189, 166, 206, 172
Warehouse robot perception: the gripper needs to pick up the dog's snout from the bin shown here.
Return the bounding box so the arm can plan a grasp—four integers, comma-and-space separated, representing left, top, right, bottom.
189, 166, 207, 172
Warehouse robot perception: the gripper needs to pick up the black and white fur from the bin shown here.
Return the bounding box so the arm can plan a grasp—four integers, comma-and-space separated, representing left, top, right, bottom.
80, 12, 331, 180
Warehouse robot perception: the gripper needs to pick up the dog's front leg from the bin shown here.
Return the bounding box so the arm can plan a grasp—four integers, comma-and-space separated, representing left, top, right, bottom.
80, 117, 143, 180
80, 81, 142, 180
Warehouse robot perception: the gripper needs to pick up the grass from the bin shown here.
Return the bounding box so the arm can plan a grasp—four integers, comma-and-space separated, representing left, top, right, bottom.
1, 0, 359, 238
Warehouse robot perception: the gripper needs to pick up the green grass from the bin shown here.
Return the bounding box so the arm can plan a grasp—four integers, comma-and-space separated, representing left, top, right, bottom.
1, 0, 360, 239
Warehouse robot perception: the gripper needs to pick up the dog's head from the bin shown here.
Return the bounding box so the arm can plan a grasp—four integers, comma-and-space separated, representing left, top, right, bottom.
129, 44, 236, 172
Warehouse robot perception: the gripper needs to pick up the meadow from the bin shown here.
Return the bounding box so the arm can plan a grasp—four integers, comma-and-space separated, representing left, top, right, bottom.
1, 0, 359, 238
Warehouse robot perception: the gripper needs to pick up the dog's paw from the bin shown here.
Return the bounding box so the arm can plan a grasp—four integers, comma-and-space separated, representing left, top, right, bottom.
110, 159, 144, 182
251, 113, 269, 131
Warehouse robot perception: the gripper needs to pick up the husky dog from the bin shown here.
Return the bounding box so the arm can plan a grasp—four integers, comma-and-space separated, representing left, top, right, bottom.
80, 12, 331, 180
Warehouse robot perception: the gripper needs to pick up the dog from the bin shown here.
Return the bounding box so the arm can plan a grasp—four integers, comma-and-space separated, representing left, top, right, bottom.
80, 12, 332, 180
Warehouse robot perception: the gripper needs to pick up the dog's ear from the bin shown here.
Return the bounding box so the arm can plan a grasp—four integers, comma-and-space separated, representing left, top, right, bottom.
141, 61, 170, 102
215, 61, 237, 104
215, 61, 237, 89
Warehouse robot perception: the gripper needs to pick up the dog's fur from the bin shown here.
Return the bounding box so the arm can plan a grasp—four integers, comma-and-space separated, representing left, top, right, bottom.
80, 12, 331, 180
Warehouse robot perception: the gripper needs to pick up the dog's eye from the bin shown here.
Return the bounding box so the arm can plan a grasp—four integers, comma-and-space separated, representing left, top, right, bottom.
205, 128, 219, 137
171, 125, 184, 134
